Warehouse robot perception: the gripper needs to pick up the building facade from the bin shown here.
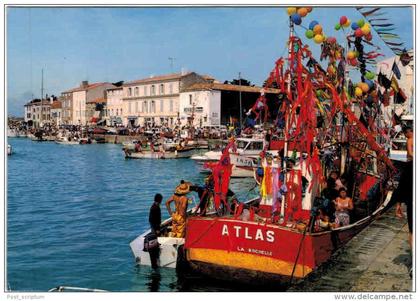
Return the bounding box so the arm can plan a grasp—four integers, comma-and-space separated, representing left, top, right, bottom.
24, 99, 52, 128
50, 100, 62, 126
122, 72, 214, 127
106, 86, 124, 126
61, 81, 115, 125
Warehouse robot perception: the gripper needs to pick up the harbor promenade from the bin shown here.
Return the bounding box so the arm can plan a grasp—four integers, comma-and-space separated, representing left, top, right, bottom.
289, 206, 412, 292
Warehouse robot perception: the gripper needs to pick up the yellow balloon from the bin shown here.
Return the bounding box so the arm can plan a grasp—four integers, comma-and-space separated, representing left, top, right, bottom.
287, 7, 297, 16
361, 24, 371, 35
355, 87, 363, 97
343, 19, 351, 28
314, 34, 324, 44
347, 51, 356, 60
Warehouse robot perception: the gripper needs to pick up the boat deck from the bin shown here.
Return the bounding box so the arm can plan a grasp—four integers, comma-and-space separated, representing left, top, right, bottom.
288, 205, 412, 292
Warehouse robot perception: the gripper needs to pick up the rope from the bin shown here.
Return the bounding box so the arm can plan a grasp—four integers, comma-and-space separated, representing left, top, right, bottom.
289, 216, 314, 286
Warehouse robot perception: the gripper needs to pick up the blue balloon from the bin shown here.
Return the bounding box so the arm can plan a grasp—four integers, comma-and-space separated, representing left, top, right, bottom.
351, 22, 359, 30
291, 13, 302, 25
365, 79, 374, 89
309, 20, 319, 30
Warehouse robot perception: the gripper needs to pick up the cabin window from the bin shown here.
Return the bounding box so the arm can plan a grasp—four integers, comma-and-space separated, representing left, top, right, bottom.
236, 140, 248, 149
249, 142, 263, 150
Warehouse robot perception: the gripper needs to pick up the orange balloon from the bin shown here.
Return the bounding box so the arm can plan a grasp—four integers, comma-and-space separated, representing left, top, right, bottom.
347, 51, 356, 60
297, 7, 308, 17
361, 82, 369, 93
313, 24, 323, 35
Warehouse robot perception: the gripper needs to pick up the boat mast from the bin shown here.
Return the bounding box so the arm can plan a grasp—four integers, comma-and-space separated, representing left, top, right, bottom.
40, 68, 44, 128
283, 17, 294, 170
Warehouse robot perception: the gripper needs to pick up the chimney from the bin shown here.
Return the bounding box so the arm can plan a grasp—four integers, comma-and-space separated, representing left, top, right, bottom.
81, 80, 89, 88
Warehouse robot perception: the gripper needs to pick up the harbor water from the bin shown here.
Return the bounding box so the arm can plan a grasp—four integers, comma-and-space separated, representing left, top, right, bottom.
7, 138, 260, 292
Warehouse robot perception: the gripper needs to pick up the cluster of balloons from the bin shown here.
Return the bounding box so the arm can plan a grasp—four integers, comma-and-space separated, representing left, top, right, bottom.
287, 7, 313, 26
354, 79, 375, 97
305, 20, 327, 44
351, 19, 372, 41
346, 50, 360, 66
334, 16, 351, 30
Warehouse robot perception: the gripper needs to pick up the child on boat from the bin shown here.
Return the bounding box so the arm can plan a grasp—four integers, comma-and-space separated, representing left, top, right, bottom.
333, 188, 354, 227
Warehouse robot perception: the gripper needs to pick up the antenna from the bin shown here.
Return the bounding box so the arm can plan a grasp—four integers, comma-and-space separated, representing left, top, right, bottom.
168, 57, 176, 72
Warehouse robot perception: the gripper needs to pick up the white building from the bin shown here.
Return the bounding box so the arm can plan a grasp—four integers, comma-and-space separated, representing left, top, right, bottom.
106, 86, 124, 126
179, 89, 221, 126
122, 72, 214, 127
24, 99, 52, 128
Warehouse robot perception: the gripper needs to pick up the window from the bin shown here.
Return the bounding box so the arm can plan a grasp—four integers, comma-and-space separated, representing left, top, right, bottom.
144, 86, 147, 96
150, 101, 155, 113
129, 102, 132, 113
135, 87, 139, 96
160, 100, 163, 112
160, 84, 164, 95
135, 102, 139, 113
128, 88, 132, 96
169, 83, 173, 94
169, 99, 173, 112
151, 85, 155, 95
189, 94, 193, 105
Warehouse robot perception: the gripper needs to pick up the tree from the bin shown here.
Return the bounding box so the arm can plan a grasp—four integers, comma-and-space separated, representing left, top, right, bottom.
224, 78, 252, 86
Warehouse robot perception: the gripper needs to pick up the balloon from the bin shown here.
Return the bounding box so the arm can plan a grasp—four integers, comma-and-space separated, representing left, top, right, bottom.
291, 13, 302, 25
347, 51, 356, 60
351, 22, 359, 30
335, 23, 341, 31
309, 20, 319, 30
349, 58, 358, 66
314, 34, 324, 44
361, 24, 370, 35
287, 7, 297, 16
365, 79, 374, 89
365, 32, 373, 41
327, 65, 335, 74
313, 24, 323, 34
306, 7, 313, 13
297, 7, 308, 17
355, 87, 363, 97
360, 82, 369, 93
340, 16, 348, 25
355, 28, 363, 37
357, 19, 365, 28
305, 29, 314, 39
327, 36, 336, 44
365, 71, 375, 80
343, 19, 351, 28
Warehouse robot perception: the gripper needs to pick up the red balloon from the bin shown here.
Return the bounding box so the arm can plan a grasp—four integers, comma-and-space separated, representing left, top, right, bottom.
355, 28, 363, 38
340, 16, 348, 25
349, 58, 358, 66
365, 33, 373, 41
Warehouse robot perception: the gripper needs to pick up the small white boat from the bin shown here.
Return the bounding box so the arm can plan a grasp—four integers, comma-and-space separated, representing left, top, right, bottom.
7, 144, 12, 155
55, 137, 79, 145
125, 147, 196, 159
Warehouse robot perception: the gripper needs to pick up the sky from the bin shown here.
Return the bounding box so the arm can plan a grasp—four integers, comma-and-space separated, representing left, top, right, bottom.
7, 6, 414, 116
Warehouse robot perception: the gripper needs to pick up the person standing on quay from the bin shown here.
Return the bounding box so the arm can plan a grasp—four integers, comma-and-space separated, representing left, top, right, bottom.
393, 126, 413, 249
148, 193, 162, 269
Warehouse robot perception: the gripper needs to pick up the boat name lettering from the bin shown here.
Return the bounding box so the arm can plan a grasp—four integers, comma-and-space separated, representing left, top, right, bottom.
236, 246, 273, 256
221, 224, 275, 243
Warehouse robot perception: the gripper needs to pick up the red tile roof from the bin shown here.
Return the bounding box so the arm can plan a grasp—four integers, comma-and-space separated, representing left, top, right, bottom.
183, 82, 280, 94
51, 100, 62, 109
63, 82, 110, 93
86, 98, 107, 104
124, 72, 194, 86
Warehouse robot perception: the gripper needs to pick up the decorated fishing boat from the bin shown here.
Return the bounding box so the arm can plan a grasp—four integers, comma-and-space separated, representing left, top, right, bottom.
180, 9, 398, 284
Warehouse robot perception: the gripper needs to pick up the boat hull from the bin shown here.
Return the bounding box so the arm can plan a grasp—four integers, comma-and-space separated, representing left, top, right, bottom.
125, 148, 196, 159
184, 191, 392, 283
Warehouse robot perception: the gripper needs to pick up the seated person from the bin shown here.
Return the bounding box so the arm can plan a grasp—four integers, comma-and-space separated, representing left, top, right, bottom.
333, 188, 353, 227
314, 208, 331, 231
